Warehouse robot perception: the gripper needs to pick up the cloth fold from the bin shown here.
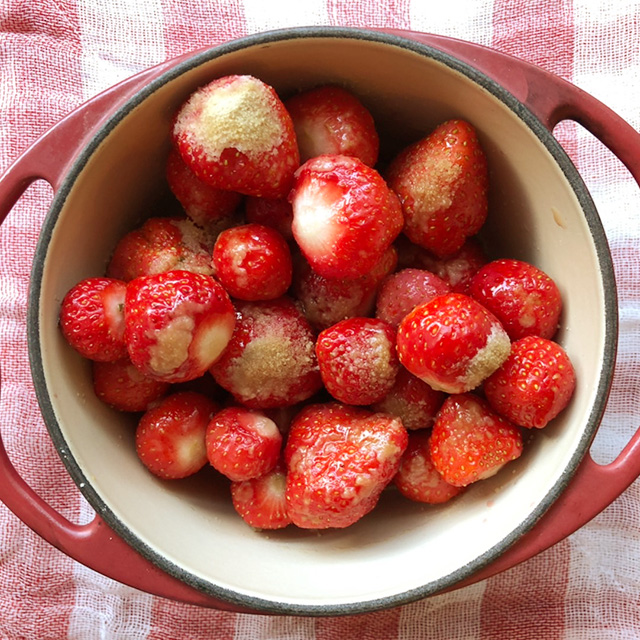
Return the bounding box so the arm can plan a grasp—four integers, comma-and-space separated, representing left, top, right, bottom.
1, 1, 639, 638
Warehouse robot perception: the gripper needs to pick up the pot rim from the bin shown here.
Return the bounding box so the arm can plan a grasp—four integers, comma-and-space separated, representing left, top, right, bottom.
27, 25, 618, 615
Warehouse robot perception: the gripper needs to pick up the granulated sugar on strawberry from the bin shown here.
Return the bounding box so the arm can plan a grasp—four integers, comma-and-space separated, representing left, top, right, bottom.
372, 367, 446, 431
290, 154, 403, 280
107, 215, 216, 282
212, 222, 292, 301
375, 267, 451, 329
59, 276, 127, 362
135, 391, 219, 480
394, 430, 464, 503
92, 359, 170, 413
292, 246, 397, 331
205, 406, 282, 482
387, 119, 488, 258
172, 74, 299, 199
285, 85, 379, 166
397, 292, 511, 394
484, 335, 576, 429
429, 393, 523, 487
284, 403, 408, 529
124, 270, 236, 383
316, 317, 400, 406
209, 297, 322, 409
469, 258, 563, 340
165, 148, 243, 230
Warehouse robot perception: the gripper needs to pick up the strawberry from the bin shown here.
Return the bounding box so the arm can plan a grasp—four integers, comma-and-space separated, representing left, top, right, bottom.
284, 85, 379, 166
59, 276, 127, 362
284, 403, 408, 529
397, 292, 511, 394
107, 216, 215, 282
484, 336, 576, 429
292, 245, 397, 331
230, 461, 291, 530
316, 317, 400, 406
135, 391, 218, 479
429, 393, 523, 487
290, 154, 404, 279
387, 119, 488, 258
205, 406, 282, 481
209, 297, 322, 409
371, 366, 446, 431
393, 430, 464, 503
407, 237, 488, 295
375, 267, 451, 329
92, 358, 170, 412
212, 223, 293, 301
124, 270, 236, 383
166, 147, 242, 230
469, 258, 563, 341
172, 75, 299, 199
245, 196, 294, 242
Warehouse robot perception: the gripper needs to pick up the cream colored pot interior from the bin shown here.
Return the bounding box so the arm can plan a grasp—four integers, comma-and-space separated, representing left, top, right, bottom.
33, 32, 614, 614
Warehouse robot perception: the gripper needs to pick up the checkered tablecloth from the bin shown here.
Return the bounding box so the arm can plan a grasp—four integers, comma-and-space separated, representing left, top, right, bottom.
1, 1, 640, 638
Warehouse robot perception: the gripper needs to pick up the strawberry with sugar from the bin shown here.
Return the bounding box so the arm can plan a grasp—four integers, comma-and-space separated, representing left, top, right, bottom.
430, 393, 523, 487
124, 270, 236, 383
285, 402, 408, 529
387, 119, 488, 258
290, 154, 403, 279
397, 292, 511, 394
136, 391, 218, 480
173, 75, 299, 199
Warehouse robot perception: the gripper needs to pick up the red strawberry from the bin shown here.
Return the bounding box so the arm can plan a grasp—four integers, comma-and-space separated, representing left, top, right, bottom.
316, 317, 400, 406
172, 75, 299, 199
387, 119, 488, 258
429, 393, 523, 487
393, 430, 464, 503
293, 245, 397, 331
230, 461, 291, 530
135, 391, 218, 479
59, 277, 127, 362
484, 336, 576, 429
92, 359, 170, 412
124, 270, 236, 383
107, 216, 216, 282
290, 154, 403, 279
407, 237, 488, 295
469, 258, 563, 341
372, 366, 446, 431
205, 406, 282, 481
166, 147, 242, 230
284, 403, 408, 529
375, 267, 450, 329
397, 292, 511, 394
209, 297, 322, 409
245, 196, 294, 242
212, 223, 293, 301
285, 85, 379, 166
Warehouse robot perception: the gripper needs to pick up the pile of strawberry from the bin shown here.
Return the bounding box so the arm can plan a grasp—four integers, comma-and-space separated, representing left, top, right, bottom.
59, 75, 576, 531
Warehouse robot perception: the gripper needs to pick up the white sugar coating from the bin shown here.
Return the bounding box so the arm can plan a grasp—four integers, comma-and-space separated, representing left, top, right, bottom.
408, 154, 462, 213
462, 323, 511, 391
148, 315, 195, 376
175, 76, 285, 160
227, 321, 317, 404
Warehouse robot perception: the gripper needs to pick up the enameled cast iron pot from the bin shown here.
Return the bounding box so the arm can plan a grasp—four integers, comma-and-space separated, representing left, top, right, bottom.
1, 27, 639, 616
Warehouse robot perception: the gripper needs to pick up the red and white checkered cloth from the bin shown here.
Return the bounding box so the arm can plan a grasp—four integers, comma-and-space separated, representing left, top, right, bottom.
1, 0, 639, 637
